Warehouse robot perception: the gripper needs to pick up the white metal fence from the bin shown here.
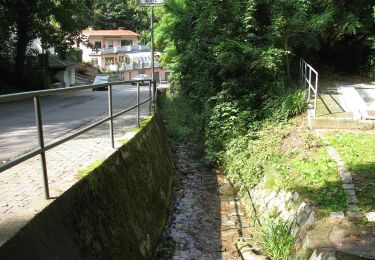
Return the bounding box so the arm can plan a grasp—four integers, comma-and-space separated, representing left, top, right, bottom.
300, 58, 319, 117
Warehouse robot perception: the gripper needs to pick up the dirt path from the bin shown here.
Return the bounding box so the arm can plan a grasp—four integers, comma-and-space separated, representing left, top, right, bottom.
155, 144, 249, 259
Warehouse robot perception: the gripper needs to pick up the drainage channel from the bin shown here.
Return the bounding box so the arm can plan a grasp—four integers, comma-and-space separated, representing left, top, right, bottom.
155, 144, 251, 259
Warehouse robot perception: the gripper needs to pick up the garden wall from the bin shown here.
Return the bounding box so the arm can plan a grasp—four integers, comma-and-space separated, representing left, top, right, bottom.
0, 114, 175, 259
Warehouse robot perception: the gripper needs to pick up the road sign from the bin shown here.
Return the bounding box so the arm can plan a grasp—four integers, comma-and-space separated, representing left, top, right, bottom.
139, 0, 165, 6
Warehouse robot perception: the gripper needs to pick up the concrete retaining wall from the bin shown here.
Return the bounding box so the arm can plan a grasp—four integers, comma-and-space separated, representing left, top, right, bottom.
0, 115, 174, 259
244, 178, 317, 258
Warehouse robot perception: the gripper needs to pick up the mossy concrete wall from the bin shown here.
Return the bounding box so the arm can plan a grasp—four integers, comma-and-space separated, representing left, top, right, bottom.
0, 114, 174, 260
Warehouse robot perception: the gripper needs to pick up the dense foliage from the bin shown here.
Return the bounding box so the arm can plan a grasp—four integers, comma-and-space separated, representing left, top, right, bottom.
156, 0, 375, 165
0, 0, 151, 89
0, 0, 93, 89
90, 0, 149, 38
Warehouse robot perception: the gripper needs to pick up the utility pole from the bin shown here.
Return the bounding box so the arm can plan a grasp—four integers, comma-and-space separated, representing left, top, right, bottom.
139, 0, 164, 110
151, 6, 155, 104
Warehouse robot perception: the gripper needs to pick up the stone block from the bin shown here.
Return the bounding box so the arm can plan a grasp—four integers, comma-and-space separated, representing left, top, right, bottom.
336, 119, 358, 129
340, 170, 352, 184
292, 192, 300, 201
347, 211, 363, 218
236, 241, 267, 260
309, 249, 337, 260
310, 117, 337, 129
344, 189, 356, 196
358, 120, 374, 130
305, 211, 316, 229
342, 184, 355, 190
330, 212, 345, 219
365, 212, 375, 222
346, 196, 359, 204
348, 204, 359, 212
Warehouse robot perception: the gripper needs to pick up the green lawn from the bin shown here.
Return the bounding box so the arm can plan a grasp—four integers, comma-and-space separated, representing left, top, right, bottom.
262, 116, 346, 215
326, 132, 375, 212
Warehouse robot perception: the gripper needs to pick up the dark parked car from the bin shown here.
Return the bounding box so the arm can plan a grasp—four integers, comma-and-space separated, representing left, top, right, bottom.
92, 75, 109, 91
131, 74, 151, 85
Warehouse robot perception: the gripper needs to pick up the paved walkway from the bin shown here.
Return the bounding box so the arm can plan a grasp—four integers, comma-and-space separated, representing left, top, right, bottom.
0, 104, 150, 246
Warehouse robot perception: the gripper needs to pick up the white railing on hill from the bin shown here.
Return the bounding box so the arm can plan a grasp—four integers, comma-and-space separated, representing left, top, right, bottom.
300, 58, 319, 117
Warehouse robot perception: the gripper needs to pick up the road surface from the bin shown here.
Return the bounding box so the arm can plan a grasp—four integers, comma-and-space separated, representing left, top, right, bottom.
0, 84, 151, 163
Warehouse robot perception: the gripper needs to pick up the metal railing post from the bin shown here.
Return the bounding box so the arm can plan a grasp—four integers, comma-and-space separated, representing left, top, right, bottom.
299, 59, 303, 84
304, 63, 307, 88
148, 81, 152, 115
153, 80, 157, 113
314, 73, 319, 117
108, 85, 114, 148
308, 67, 312, 102
137, 82, 140, 127
34, 96, 50, 199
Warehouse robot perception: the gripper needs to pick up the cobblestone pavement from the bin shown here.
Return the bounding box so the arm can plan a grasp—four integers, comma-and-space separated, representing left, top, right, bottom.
0, 103, 150, 246
155, 145, 250, 259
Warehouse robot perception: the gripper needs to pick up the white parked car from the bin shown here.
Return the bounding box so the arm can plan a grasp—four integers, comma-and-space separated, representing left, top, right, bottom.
93, 75, 109, 91
131, 74, 151, 85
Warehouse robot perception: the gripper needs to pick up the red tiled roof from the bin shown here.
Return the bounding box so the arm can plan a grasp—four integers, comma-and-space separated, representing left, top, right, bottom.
82, 29, 139, 37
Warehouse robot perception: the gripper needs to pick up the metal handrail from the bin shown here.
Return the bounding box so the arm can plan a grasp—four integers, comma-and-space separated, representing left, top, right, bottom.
300, 58, 319, 117
0, 79, 156, 199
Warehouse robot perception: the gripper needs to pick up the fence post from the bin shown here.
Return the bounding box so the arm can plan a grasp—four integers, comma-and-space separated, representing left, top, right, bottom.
299, 59, 303, 84
34, 96, 50, 199
307, 67, 312, 102
314, 73, 319, 117
148, 81, 152, 116
108, 85, 114, 148
153, 80, 157, 113
137, 82, 140, 127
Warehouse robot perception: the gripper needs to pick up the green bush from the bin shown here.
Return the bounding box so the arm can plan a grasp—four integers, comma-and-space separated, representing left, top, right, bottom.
66, 48, 82, 62
264, 88, 307, 121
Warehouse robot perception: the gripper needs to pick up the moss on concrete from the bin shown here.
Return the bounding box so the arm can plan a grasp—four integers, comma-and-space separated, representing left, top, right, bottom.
0, 114, 175, 260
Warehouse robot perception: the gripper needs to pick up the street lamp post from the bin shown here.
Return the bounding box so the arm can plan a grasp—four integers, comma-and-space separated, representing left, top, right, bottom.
139, 0, 164, 111
150, 6, 155, 105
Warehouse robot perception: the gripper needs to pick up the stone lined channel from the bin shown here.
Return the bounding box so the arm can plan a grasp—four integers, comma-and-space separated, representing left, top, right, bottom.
155, 144, 250, 259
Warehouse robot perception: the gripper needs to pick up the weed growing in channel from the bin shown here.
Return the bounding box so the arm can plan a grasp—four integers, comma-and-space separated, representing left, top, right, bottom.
255, 217, 294, 260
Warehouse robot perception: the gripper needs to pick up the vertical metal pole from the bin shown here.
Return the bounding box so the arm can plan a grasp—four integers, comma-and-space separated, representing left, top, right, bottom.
108, 85, 114, 148
34, 96, 50, 199
308, 67, 312, 102
148, 80, 152, 115
299, 59, 303, 87
314, 73, 319, 117
137, 82, 140, 127
304, 63, 307, 89
151, 6, 156, 111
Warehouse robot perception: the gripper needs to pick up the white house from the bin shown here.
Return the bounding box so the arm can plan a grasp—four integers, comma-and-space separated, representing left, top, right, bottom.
80, 27, 140, 69
79, 27, 169, 82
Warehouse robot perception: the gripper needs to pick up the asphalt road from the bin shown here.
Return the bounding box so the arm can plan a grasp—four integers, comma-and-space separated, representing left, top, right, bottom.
0, 84, 151, 162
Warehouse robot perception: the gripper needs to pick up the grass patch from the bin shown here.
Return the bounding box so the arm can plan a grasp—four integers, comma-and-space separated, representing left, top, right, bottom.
255, 218, 294, 260
76, 160, 104, 179
159, 90, 205, 153
325, 132, 375, 212
223, 115, 346, 216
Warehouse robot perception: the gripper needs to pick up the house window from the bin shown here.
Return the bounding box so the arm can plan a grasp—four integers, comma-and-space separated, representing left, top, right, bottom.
119, 56, 124, 63
105, 57, 114, 65
92, 58, 98, 66
121, 40, 133, 46
107, 40, 113, 48
125, 57, 130, 64
94, 41, 101, 50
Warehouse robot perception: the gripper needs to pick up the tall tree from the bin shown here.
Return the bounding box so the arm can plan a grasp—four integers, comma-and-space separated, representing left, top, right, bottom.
91, 0, 149, 32
0, 0, 93, 88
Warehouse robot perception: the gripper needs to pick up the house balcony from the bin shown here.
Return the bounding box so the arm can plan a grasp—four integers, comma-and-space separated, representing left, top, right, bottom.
92, 45, 151, 55
120, 62, 160, 71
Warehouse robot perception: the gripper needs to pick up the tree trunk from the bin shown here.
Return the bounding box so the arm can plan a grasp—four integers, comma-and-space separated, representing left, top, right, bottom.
14, 0, 36, 89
